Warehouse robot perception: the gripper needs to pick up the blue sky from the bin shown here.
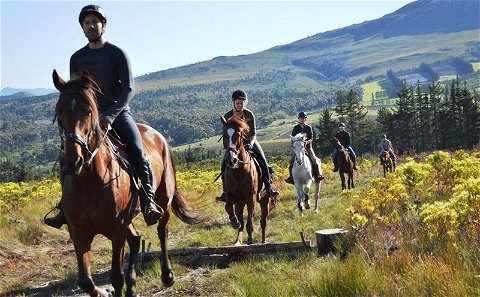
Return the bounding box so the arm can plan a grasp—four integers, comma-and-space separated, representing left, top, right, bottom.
1, 0, 412, 89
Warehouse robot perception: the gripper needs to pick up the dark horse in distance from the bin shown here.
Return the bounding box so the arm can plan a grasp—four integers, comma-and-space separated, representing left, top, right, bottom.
380, 150, 395, 177
332, 137, 355, 190
52, 70, 207, 297
221, 115, 278, 245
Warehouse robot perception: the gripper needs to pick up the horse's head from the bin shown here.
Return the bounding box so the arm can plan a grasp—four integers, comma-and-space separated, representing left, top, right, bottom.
53, 70, 102, 176
381, 151, 390, 162
221, 115, 249, 168
291, 133, 306, 165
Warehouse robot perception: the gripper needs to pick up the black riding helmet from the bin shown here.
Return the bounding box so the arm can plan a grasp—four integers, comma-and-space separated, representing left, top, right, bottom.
298, 111, 307, 118
231, 90, 247, 101
79, 5, 107, 25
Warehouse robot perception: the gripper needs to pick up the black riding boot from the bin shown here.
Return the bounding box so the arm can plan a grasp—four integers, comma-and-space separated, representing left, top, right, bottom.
216, 160, 227, 201
44, 202, 67, 229
332, 157, 339, 172
135, 158, 163, 226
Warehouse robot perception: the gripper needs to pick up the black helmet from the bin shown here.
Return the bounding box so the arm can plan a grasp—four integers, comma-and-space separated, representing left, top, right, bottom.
79, 5, 107, 25
298, 111, 307, 118
339, 122, 346, 128
231, 90, 247, 101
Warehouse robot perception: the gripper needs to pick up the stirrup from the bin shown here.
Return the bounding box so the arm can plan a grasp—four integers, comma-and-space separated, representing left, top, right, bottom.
284, 176, 294, 185
143, 202, 163, 226
216, 192, 227, 202
44, 209, 66, 229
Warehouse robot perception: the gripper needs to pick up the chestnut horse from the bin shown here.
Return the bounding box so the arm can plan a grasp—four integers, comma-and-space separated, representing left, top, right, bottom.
52, 70, 207, 297
332, 137, 354, 190
381, 150, 395, 177
220, 116, 278, 245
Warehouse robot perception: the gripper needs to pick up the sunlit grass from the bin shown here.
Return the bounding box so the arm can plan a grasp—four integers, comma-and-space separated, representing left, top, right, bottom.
1, 151, 479, 296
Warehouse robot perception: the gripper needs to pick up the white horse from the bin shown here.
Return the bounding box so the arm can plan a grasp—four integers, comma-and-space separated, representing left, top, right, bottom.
291, 133, 322, 215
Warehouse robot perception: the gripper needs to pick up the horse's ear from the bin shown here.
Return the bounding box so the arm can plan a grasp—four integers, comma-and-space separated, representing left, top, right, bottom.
290, 135, 295, 142
220, 116, 227, 126
52, 69, 65, 91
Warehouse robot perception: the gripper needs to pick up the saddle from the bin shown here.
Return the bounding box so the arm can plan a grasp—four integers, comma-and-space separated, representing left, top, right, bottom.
105, 136, 141, 224
247, 150, 275, 194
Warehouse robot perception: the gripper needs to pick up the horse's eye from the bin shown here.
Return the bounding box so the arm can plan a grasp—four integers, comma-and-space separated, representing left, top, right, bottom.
85, 109, 92, 117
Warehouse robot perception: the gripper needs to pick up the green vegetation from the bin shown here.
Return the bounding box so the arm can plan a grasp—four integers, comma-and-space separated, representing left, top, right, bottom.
0, 150, 479, 296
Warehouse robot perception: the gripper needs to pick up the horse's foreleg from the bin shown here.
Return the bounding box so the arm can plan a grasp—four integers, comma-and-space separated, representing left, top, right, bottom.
157, 211, 174, 287
259, 199, 269, 243
74, 237, 110, 297
314, 181, 320, 213
234, 203, 245, 246
245, 200, 255, 245
110, 231, 126, 297
350, 172, 355, 188
340, 172, 346, 190
294, 184, 304, 214
125, 224, 140, 297
304, 180, 312, 209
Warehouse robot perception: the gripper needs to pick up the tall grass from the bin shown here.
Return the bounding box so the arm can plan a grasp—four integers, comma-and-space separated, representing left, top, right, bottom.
1, 152, 478, 296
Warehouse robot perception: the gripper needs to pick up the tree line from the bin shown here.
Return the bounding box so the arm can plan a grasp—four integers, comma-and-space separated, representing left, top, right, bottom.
314, 78, 480, 158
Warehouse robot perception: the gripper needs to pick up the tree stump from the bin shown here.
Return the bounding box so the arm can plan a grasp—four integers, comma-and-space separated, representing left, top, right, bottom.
315, 228, 348, 256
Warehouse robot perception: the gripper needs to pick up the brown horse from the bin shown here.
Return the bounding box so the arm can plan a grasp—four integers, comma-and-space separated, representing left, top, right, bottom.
380, 150, 395, 177
332, 137, 354, 190
220, 116, 278, 245
52, 70, 207, 297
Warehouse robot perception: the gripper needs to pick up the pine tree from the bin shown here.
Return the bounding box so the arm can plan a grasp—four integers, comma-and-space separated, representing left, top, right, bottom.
315, 107, 337, 157
345, 89, 367, 148
333, 90, 348, 122
428, 81, 444, 149
393, 80, 415, 154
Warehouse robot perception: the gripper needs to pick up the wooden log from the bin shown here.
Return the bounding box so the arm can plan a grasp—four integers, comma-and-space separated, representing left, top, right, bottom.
141, 240, 313, 266
315, 228, 348, 256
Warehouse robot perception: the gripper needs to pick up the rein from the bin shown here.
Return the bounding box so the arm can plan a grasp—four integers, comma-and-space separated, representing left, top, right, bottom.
59, 121, 111, 166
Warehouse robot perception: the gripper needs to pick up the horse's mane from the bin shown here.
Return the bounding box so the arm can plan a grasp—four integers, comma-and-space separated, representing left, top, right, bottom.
293, 133, 306, 142
56, 72, 103, 143
227, 115, 250, 136
332, 137, 345, 150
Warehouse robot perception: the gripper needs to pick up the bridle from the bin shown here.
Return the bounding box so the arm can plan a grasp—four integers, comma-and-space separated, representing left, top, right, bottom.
223, 126, 248, 168
56, 91, 110, 166
292, 138, 306, 165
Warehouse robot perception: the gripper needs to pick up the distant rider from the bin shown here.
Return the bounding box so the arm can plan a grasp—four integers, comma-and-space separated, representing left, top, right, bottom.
284, 111, 324, 184
379, 134, 396, 164
332, 122, 357, 171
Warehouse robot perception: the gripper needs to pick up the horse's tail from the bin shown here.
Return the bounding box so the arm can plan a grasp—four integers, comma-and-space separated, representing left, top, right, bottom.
172, 188, 209, 224
169, 149, 210, 225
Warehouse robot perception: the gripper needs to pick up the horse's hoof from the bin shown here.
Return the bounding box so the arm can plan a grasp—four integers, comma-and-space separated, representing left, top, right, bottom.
229, 215, 240, 229
305, 202, 310, 209
314, 208, 319, 214
247, 238, 254, 245
161, 271, 175, 288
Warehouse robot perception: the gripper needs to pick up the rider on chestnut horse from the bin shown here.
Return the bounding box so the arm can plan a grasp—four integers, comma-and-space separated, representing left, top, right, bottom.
217, 90, 280, 202
45, 4, 162, 229
379, 134, 396, 165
